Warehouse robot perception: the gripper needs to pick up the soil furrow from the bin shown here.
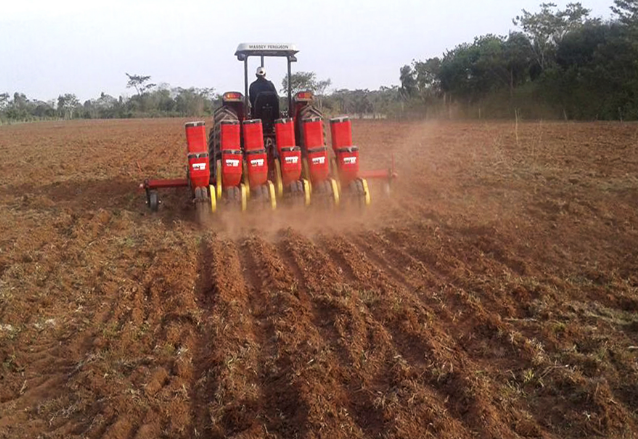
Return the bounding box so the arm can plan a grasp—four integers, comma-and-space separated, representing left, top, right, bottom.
313, 234, 478, 438
321, 233, 538, 438
336, 232, 552, 434
347, 231, 424, 291
353, 229, 444, 289
251, 234, 375, 437
3, 120, 638, 438
381, 226, 524, 318
190, 237, 260, 438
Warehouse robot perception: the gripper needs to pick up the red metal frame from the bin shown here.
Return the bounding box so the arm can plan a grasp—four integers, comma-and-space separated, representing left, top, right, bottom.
141, 178, 189, 190
359, 169, 398, 180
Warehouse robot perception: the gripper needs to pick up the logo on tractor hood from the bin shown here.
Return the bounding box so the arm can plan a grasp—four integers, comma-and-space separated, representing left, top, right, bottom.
250, 159, 264, 167
247, 44, 293, 50
285, 156, 299, 164
192, 163, 207, 171
225, 159, 240, 167
311, 157, 325, 165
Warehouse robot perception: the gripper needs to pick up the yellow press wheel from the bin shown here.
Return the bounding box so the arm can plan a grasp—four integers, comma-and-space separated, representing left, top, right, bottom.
360, 178, 371, 207
330, 178, 340, 207
273, 159, 284, 198
332, 159, 342, 194
330, 157, 339, 182
267, 181, 277, 210
239, 184, 248, 212
301, 158, 310, 181
302, 179, 311, 206
242, 161, 251, 199
209, 185, 217, 213
215, 160, 223, 200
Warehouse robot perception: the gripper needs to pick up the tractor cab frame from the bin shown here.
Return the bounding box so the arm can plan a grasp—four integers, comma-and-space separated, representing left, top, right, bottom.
234, 43, 298, 117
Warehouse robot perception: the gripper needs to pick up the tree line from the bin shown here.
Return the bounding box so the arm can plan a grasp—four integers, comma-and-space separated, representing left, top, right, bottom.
399, 0, 638, 120
1, 1, 636, 123
0, 74, 217, 123
0, 71, 399, 123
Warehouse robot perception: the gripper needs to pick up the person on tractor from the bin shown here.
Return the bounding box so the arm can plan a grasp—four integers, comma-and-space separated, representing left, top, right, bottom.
249, 66, 277, 109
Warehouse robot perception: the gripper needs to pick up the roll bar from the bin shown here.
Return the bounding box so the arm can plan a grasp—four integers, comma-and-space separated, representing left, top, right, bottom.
235, 43, 298, 114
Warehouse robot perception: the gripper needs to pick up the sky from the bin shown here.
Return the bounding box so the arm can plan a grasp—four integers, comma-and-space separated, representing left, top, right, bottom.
0, 0, 617, 102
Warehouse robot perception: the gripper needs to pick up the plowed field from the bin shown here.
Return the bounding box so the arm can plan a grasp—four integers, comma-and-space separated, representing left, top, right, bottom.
1, 118, 638, 438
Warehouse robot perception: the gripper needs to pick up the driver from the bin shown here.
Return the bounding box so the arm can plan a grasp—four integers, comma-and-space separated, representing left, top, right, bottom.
249, 67, 278, 109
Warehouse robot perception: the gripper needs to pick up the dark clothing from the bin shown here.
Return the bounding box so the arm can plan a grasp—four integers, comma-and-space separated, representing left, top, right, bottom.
249, 77, 277, 108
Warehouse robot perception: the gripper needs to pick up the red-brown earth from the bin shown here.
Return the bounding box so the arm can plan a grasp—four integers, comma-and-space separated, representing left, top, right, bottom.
0, 118, 637, 438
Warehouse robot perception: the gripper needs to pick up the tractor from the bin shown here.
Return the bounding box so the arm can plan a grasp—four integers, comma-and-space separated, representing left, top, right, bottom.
209, 43, 336, 213
141, 43, 396, 220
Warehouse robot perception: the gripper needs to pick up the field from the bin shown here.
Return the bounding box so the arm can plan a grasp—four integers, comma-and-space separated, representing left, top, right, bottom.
1, 118, 637, 438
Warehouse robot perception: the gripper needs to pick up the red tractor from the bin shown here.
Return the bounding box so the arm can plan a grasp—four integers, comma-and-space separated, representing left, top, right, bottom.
209, 43, 330, 212
141, 43, 396, 220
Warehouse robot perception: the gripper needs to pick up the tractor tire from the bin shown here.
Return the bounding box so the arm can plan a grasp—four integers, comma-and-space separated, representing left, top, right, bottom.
209, 105, 239, 182
298, 104, 323, 121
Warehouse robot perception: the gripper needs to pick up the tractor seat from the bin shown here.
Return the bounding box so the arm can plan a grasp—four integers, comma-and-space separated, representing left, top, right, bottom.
252, 92, 280, 134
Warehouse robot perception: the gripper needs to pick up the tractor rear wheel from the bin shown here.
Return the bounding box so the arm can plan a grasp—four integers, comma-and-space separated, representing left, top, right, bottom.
298, 104, 323, 121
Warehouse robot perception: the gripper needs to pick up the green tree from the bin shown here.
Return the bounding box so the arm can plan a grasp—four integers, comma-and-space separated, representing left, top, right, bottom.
57, 93, 80, 119
13, 92, 29, 110
413, 58, 442, 98
174, 87, 216, 116
33, 101, 54, 118
152, 86, 176, 114
370, 86, 401, 115
504, 32, 534, 93
7, 93, 32, 120
513, 2, 591, 71
125, 73, 156, 95
281, 71, 331, 109
0, 93, 9, 111
612, 0, 638, 25
437, 36, 512, 104
281, 71, 331, 96
554, 20, 638, 119
399, 65, 417, 99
